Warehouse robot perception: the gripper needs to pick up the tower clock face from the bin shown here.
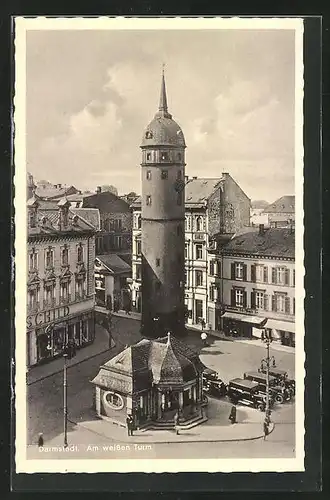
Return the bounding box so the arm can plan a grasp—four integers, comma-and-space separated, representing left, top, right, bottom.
174, 179, 185, 193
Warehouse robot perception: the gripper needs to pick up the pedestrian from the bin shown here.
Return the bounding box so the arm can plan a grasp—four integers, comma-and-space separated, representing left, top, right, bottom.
173, 411, 180, 435
201, 331, 208, 346
263, 420, 269, 440
126, 415, 133, 436
229, 405, 237, 424
37, 433, 44, 447
201, 318, 206, 330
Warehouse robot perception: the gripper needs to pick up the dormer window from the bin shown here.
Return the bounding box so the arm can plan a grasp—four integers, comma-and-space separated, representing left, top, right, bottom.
145, 131, 153, 139
146, 170, 152, 180
160, 152, 169, 161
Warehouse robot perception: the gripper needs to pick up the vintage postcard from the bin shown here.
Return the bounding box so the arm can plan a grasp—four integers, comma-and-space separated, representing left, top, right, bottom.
14, 16, 304, 474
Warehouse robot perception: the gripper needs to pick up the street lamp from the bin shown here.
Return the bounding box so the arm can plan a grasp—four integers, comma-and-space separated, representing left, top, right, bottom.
45, 322, 76, 448
259, 329, 276, 426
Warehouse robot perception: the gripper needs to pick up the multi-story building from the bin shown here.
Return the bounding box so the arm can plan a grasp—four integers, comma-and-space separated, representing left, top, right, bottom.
94, 254, 131, 311
67, 188, 132, 257
208, 225, 295, 346
262, 195, 295, 228
26, 196, 100, 367
130, 173, 250, 326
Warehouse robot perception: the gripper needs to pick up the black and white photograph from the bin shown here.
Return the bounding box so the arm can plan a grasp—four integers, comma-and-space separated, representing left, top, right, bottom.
14, 16, 304, 473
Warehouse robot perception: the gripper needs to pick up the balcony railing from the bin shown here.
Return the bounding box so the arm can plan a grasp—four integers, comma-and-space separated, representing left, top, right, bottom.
75, 293, 86, 302
43, 298, 56, 309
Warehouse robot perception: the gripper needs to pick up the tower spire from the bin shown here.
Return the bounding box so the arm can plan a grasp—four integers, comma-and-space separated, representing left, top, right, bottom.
156, 64, 172, 118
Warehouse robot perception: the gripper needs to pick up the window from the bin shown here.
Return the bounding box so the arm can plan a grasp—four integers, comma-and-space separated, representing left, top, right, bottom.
185, 218, 188, 230
136, 215, 141, 229
272, 293, 290, 313
45, 248, 54, 269
255, 292, 264, 309
272, 267, 290, 285
160, 152, 169, 161
156, 258, 160, 267
77, 245, 83, 263
256, 265, 263, 282
293, 269, 295, 286
235, 289, 244, 307
29, 212, 37, 228
136, 239, 141, 256
184, 269, 188, 284
76, 278, 85, 299
61, 247, 69, 266
44, 282, 55, 305
195, 244, 203, 260
146, 153, 151, 161
104, 392, 124, 410
28, 288, 39, 310
195, 270, 203, 287
161, 170, 168, 180
185, 244, 188, 259
146, 170, 151, 180
146, 195, 152, 206
177, 153, 182, 162
60, 281, 70, 303
135, 264, 142, 281
209, 286, 214, 301
29, 251, 38, 271
177, 169, 182, 179
115, 235, 122, 249
234, 263, 244, 280
145, 131, 153, 139
177, 192, 182, 205
196, 216, 203, 232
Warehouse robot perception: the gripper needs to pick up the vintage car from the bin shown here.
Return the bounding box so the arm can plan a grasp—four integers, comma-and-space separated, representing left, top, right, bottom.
243, 371, 291, 403
227, 378, 274, 412
259, 367, 295, 396
202, 368, 227, 398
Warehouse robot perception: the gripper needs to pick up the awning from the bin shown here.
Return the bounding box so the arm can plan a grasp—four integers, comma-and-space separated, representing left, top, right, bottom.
222, 311, 267, 326
252, 327, 281, 340
265, 319, 295, 334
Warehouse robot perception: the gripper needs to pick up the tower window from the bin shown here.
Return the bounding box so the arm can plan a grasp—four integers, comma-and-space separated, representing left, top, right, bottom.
146, 195, 152, 206
146, 170, 151, 180
156, 258, 160, 267
160, 152, 169, 161
177, 170, 182, 180
145, 131, 153, 139
161, 170, 168, 180
146, 153, 151, 161
177, 192, 182, 206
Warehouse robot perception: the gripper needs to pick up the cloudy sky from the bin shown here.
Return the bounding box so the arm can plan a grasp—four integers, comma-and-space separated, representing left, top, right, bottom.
26, 28, 296, 202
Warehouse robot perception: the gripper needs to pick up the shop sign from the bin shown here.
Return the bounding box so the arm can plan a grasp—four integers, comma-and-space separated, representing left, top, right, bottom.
27, 305, 70, 329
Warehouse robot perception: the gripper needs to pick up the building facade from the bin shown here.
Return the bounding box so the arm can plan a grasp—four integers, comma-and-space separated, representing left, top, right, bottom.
94, 254, 131, 312
262, 195, 295, 228
208, 225, 295, 346
26, 197, 99, 367
67, 189, 133, 257
139, 70, 186, 338
130, 173, 250, 328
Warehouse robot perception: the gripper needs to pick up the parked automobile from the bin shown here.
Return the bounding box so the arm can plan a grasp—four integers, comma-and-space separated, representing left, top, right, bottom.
227, 378, 274, 412
202, 368, 227, 398
259, 367, 295, 396
243, 371, 291, 403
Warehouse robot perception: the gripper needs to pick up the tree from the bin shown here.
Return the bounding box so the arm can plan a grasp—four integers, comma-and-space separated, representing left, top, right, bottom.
101, 185, 118, 195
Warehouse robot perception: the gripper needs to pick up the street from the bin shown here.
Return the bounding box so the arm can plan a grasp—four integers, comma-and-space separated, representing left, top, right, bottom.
27, 316, 296, 459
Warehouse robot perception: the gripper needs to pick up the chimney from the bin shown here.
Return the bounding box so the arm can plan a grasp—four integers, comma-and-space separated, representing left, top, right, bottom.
96, 186, 102, 194
192, 176, 197, 180
259, 224, 265, 235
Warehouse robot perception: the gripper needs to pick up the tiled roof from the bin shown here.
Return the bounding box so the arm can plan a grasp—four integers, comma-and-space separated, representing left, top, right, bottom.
96, 254, 131, 274
35, 185, 78, 200
70, 208, 100, 231
80, 191, 130, 213
130, 177, 224, 208
222, 228, 295, 258
263, 195, 295, 214
92, 334, 204, 393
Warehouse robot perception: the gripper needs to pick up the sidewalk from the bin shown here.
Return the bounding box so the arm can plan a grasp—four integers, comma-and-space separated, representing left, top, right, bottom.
27, 325, 116, 385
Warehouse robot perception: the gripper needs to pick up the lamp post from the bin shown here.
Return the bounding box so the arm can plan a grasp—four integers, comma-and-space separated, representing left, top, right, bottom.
45, 321, 76, 448
260, 329, 276, 424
